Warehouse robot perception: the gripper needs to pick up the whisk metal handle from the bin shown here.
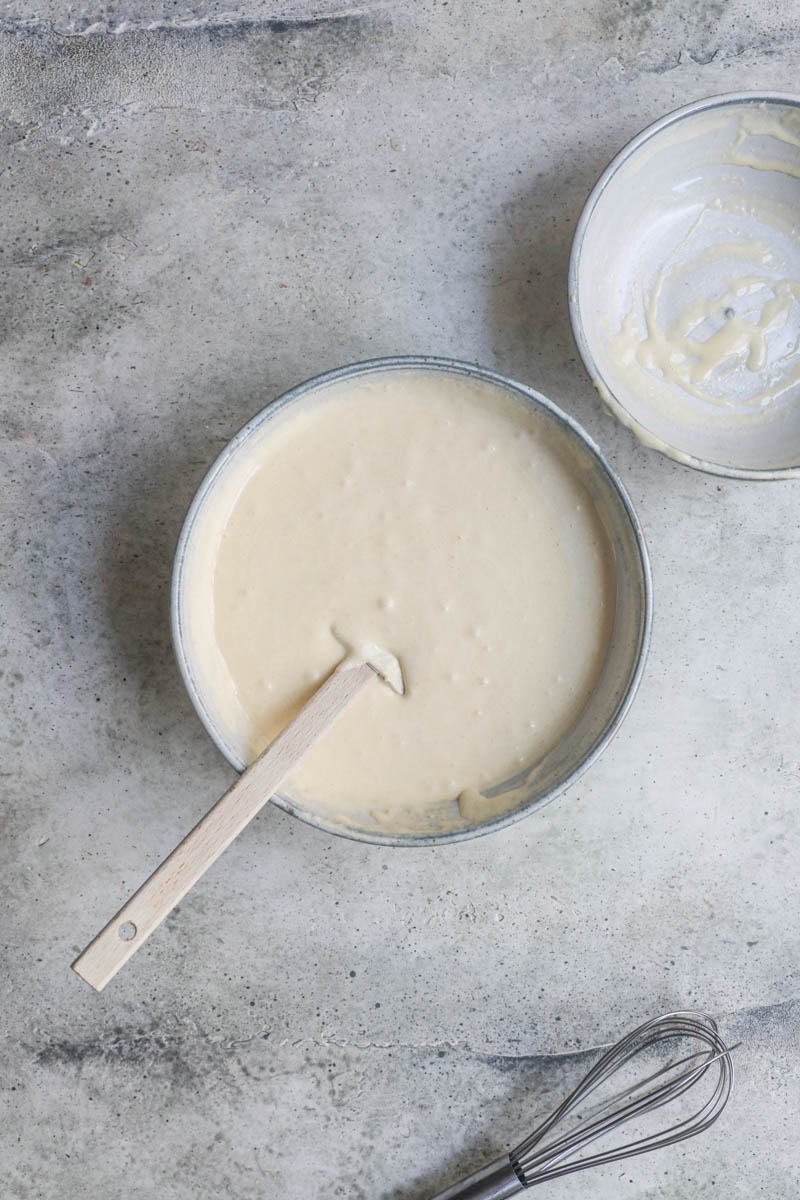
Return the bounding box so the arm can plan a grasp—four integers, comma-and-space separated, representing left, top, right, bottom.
428, 1155, 523, 1200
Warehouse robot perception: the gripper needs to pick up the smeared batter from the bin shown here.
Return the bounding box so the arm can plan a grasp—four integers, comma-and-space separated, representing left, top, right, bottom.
185, 370, 614, 829
576, 99, 800, 472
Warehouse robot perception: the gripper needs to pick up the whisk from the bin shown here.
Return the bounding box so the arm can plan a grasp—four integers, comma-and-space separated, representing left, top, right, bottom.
428, 1011, 736, 1199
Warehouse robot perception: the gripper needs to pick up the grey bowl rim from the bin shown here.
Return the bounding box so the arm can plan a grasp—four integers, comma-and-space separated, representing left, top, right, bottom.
170, 354, 653, 848
568, 90, 800, 482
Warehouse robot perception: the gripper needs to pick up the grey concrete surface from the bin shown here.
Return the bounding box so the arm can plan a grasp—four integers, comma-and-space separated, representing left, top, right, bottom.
0, 1, 382, 35
1, 4, 800, 1197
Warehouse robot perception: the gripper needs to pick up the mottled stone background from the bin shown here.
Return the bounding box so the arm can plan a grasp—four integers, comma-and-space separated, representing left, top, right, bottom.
1, 3, 799, 1197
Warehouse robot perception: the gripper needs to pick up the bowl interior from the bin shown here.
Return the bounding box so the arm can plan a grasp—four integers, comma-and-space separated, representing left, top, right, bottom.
575, 97, 800, 475
173, 360, 650, 845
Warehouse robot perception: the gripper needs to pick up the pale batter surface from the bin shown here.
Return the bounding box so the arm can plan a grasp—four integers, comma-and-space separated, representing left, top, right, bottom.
187, 370, 614, 828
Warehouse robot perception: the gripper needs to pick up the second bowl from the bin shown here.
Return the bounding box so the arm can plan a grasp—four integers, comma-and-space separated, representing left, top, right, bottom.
570, 92, 800, 479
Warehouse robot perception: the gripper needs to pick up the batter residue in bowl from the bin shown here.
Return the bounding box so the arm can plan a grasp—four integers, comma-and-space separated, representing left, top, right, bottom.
578, 99, 800, 472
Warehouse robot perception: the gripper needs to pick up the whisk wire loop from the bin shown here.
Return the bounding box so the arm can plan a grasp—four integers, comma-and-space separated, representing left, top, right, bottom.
510, 1011, 735, 1187
428, 1012, 735, 1199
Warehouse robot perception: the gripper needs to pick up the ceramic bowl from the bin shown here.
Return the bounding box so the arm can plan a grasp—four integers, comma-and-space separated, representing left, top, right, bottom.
570, 93, 800, 478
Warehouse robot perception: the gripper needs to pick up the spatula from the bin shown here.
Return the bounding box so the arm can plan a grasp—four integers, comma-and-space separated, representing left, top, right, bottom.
72, 650, 404, 992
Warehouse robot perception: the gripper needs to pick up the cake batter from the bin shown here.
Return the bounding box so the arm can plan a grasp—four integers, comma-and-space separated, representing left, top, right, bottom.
185, 369, 615, 829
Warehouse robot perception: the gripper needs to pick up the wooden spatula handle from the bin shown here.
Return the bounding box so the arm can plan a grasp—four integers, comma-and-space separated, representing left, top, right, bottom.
72, 662, 376, 992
